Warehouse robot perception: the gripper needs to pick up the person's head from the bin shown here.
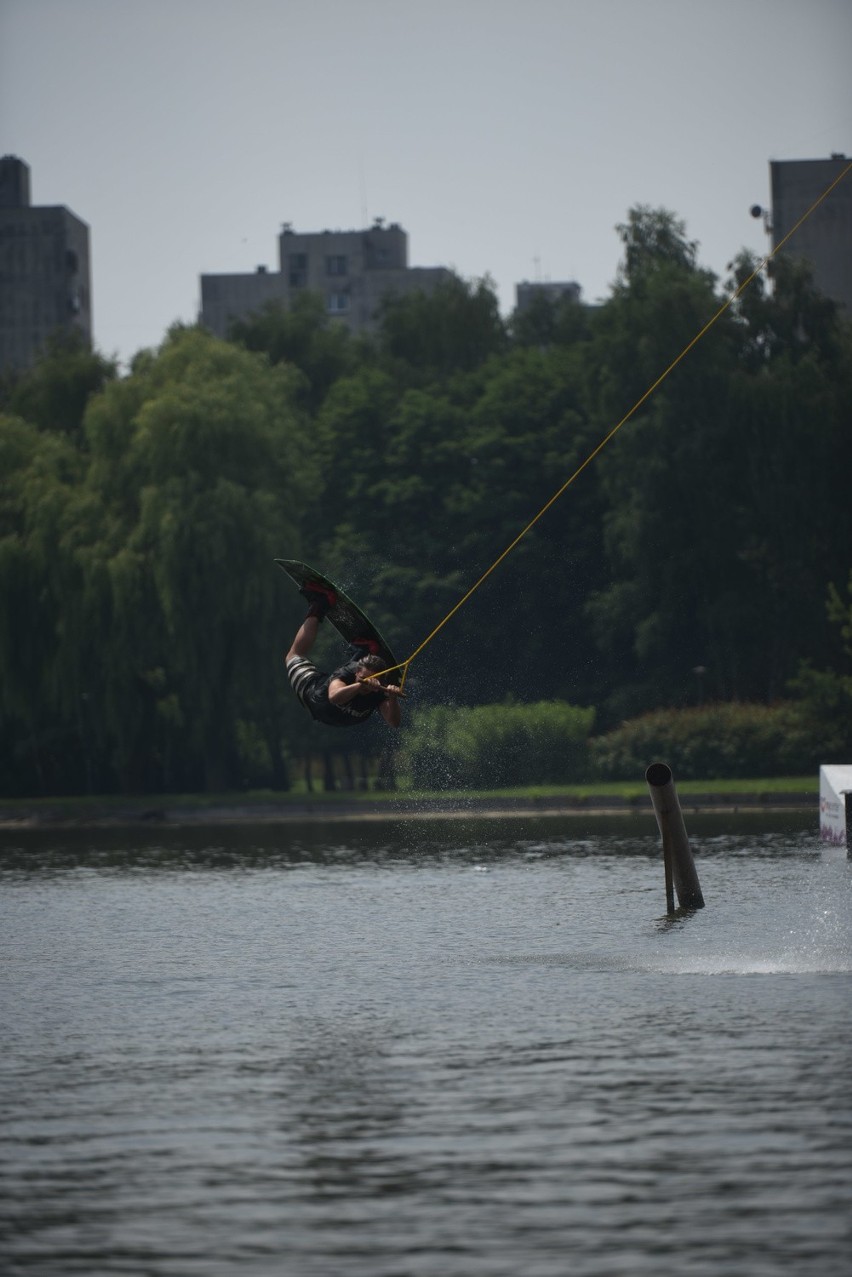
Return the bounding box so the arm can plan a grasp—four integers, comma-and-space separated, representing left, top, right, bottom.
356, 653, 385, 679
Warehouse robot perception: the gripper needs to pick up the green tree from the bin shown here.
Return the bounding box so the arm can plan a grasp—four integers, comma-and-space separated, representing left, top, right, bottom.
720, 254, 852, 696
227, 291, 363, 412
311, 369, 473, 693
583, 207, 738, 717
789, 571, 852, 757
730, 249, 843, 369
309, 338, 606, 709
616, 205, 700, 284
0, 329, 116, 446
73, 327, 315, 791
0, 413, 85, 793
509, 288, 590, 349
452, 344, 604, 705
377, 274, 506, 382
579, 205, 852, 719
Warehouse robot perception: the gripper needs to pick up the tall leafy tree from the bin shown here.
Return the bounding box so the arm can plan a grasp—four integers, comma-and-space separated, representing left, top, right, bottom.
228, 291, 363, 412
0, 414, 85, 792
311, 341, 603, 707
454, 344, 604, 705
585, 209, 852, 716
75, 327, 315, 790
0, 329, 116, 446
509, 289, 590, 350
721, 253, 852, 696
583, 207, 738, 717
376, 274, 506, 383
311, 367, 473, 688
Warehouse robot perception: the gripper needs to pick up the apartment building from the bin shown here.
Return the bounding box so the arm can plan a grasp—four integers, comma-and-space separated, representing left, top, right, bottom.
200, 219, 452, 338
515, 279, 582, 312
769, 154, 851, 313
0, 156, 92, 372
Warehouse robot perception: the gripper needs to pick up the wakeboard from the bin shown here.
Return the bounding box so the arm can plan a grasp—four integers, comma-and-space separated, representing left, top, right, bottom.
275, 559, 400, 676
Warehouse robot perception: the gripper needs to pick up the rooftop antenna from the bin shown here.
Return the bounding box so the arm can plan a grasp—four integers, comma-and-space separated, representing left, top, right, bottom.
359, 157, 369, 227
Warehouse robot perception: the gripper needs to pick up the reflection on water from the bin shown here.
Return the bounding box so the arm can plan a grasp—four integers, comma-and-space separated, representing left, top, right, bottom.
0, 807, 817, 874
1, 815, 850, 1277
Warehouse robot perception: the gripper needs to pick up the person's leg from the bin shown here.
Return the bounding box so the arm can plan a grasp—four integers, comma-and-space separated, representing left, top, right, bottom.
285, 611, 323, 708
285, 581, 337, 678
287, 614, 320, 661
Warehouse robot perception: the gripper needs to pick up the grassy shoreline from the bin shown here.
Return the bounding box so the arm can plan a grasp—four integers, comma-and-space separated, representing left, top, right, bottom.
0, 776, 818, 827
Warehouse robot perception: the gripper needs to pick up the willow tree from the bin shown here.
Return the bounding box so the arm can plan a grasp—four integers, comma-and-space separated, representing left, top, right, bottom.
0, 329, 116, 446
0, 414, 86, 793
76, 326, 316, 791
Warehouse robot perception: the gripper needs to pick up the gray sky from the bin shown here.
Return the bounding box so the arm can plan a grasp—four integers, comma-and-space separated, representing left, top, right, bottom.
2, 0, 850, 367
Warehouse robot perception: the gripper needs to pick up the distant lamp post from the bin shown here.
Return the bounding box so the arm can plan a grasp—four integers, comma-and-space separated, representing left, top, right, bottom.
692, 665, 707, 705
749, 203, 773, 234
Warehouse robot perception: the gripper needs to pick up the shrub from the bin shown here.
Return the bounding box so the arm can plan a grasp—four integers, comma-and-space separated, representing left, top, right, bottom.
399, 699, 595, 789
590, 701, 823, 781
787, 663, 852, 759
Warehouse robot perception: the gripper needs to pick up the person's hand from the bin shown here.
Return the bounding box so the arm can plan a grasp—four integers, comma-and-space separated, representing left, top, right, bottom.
357, 675, 403, 697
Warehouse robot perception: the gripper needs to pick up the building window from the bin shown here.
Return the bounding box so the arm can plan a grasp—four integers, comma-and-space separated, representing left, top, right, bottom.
327, 292, 350, 314
288, 252, 308, 287
326, 254, 348, 277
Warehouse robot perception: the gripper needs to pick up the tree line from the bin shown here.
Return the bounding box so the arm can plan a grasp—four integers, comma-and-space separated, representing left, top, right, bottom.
1, 205, 850, 796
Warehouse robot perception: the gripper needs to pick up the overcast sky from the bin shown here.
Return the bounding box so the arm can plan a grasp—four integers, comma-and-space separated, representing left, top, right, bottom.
2, 0, 850, 367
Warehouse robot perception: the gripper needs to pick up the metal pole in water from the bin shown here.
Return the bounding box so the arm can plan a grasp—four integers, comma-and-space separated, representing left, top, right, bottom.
645, 762, 705, 911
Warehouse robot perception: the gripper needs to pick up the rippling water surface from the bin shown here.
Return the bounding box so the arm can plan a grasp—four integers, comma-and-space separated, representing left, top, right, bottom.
1, 813, 850, 1276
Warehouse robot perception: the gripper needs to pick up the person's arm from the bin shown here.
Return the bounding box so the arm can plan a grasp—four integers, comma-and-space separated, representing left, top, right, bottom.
378, 691, 402, 728
327, 677, 364, 706
328, 675, 403, 727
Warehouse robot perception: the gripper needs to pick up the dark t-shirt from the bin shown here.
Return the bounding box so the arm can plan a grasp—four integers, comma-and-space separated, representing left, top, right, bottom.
304, 659, 387, 728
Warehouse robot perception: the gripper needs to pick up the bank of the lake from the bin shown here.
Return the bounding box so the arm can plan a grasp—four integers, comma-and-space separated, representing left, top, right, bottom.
0, 777, 817, 827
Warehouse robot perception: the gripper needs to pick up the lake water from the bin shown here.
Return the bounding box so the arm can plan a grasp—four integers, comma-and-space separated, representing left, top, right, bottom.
1, 811, 850, 1277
